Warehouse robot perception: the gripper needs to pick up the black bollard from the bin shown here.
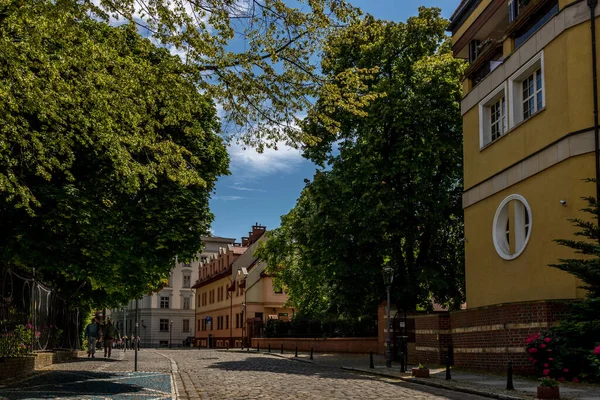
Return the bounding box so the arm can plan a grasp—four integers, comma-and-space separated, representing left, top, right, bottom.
294, 345, 298, 357
247, 343, 250, 352
310, 346, 313, 360
268, 343, 271, 353
281, 344, 284, 354
445, 357, 451, 380
369, 350, 375, 369
506, 360, 515, 390
226, 343, 229, 351
257, 342, 260, 352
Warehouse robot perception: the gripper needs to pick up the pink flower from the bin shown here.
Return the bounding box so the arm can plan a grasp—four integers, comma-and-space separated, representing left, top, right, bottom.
548, 358, 554, 361
544, 363, 549, 368
526, 337, 533, 344
533, 333, 541, 340
558, 377, 566, 382
528, 357, 535, 363
540, 343, 547, 349
544, 338, 552, 343
528, 347, 538, 353
594, 346, 600, 355
543, 369, 550, 376
563, 368, 569, 373
573, 378, 580, 383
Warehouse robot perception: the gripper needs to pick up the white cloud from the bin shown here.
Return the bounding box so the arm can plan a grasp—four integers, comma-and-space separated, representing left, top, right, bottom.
227, 142, 307, 180
212, 195, 245, 201
229, 185, 267, 192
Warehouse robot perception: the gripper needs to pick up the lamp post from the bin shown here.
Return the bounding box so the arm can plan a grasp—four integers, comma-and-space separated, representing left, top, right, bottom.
169, 320, 173, 349
382, 265, 394, 368
241, 302, 246, 348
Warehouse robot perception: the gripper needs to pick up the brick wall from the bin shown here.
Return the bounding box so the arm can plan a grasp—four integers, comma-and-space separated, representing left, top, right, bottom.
412, 312, 451, 366
252, 337, 378, 354
0, 350, 79, 380
450, 300, 572, 373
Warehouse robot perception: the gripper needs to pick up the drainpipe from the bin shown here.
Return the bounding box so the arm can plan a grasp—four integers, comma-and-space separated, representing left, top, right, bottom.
590, 0, 600, 235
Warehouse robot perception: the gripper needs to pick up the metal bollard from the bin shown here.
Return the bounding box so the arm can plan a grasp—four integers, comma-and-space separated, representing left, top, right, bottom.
310, 346, 313, 360
369, 350, 374, 369
281, 344, 284, 354
226, 344, 229, 351
294, 345, 298, 357
445, 358, 451, 380
268, 343, 271, 353
506, 360, 515, 390
257, 342, 260, 352
247, 343, 250, 352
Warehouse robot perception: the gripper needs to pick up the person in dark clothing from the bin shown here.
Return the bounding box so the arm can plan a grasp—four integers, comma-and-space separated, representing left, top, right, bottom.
84, 318, 100, 358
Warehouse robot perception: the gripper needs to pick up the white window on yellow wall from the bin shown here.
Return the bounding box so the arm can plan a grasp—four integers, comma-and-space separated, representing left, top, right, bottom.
509, 51, 544, 127
493, 194, 532, 260
478, 82, 507, 148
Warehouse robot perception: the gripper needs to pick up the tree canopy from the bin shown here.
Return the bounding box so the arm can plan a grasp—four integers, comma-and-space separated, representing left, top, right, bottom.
257, 8, 466, 319
0, 0, 228, 308
78, 0, 363, 150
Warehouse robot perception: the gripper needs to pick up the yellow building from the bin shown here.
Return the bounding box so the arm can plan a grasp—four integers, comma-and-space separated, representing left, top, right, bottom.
409, 0, 600, 371
192, 225, 292, 348
451, 0, 597, 308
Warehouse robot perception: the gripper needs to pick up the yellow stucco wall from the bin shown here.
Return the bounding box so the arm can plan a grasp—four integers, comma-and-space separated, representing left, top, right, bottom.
463, 21, 595, 190
464, 154, 592, 308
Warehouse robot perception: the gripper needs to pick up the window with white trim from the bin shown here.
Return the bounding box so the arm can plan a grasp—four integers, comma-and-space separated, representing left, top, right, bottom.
182, 274, 191, 288
183, 297, 191, 310
479, 83, 507, 148
493, 194, 532, 260
509, 51, 544, 127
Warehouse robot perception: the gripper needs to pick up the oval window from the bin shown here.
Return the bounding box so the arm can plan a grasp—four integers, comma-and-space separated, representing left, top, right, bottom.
492, 194, 532, 260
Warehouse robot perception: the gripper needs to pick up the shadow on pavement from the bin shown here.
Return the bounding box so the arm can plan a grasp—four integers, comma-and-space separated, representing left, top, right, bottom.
0, 370, 172, 400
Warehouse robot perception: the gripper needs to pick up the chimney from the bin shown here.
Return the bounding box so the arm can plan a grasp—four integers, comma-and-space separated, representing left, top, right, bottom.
241, 237, 249, 247
248, 223, 266, 244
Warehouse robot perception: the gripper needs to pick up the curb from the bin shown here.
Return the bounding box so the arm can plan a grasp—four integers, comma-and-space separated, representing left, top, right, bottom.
341, 367, 527, 400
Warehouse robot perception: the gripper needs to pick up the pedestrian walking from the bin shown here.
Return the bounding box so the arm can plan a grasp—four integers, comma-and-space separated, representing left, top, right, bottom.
103, 321, 119, 359
136, 335, 141, 351
84, 318, 100, 358
122, 334, 128, 352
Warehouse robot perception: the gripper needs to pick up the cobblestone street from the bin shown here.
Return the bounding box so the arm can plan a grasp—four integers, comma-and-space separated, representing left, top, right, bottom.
1, 348, 495, 399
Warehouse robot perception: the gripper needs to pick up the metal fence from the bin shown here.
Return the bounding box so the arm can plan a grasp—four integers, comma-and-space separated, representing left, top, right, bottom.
0, 267, 81, 357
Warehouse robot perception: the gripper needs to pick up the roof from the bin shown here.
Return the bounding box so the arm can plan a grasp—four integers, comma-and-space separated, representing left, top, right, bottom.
232, 247, 248, 255
448, 0, 480, 31
201, 235, 236, 242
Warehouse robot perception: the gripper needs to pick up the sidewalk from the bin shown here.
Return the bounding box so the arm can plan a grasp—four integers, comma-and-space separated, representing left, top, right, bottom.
221, 348, 600, 400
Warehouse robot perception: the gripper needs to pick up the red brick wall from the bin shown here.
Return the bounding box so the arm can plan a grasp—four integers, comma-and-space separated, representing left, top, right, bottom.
252, 337, 378, 354
412, 313, 451, 366
450, 300, 572, 373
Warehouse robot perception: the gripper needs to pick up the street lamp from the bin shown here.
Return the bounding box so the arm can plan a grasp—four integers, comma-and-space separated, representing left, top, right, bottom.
382, 265, 394, 368
169, 320, 173, 349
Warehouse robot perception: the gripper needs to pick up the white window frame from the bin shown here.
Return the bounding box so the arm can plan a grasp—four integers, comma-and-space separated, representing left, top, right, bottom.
508, 51, 545, 128
183, 296, 191, 310
492, 194, 533, 260
182, 274, 191, 288
160, 296, 170, 309
479, 82, 508, 148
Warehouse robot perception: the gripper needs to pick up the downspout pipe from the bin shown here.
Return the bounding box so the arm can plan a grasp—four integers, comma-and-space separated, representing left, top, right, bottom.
590, 0, 600, 236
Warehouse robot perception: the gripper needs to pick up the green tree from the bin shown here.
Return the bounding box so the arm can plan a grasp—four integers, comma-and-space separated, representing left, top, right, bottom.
78, 0, 362, 150
0, 0, 228, 308
539, 182, 600, 381
258, 9, 466, 320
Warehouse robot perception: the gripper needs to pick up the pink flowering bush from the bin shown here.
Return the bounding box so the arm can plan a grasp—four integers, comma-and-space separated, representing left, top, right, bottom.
0, 323, 36, 358
525, 332, 580, 382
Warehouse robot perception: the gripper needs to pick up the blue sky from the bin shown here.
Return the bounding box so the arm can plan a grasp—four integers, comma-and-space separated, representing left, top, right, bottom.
210, 0, 462, 241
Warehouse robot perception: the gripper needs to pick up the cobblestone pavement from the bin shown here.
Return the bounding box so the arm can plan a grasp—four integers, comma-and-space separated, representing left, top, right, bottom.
167, 349, 491, 399
0, 349, 495, 399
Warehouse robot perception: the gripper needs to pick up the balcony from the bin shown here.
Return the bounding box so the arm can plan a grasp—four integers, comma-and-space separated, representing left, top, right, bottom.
507, 0, 559, 48
465, 39, 504, 86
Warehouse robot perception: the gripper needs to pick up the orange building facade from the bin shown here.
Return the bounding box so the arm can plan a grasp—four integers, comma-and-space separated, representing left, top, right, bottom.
193, 225, 293, 348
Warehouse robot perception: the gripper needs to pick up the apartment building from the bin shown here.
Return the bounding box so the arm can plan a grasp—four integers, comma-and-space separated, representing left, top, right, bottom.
109, 236, 235, 347
193, 225, 293, 348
